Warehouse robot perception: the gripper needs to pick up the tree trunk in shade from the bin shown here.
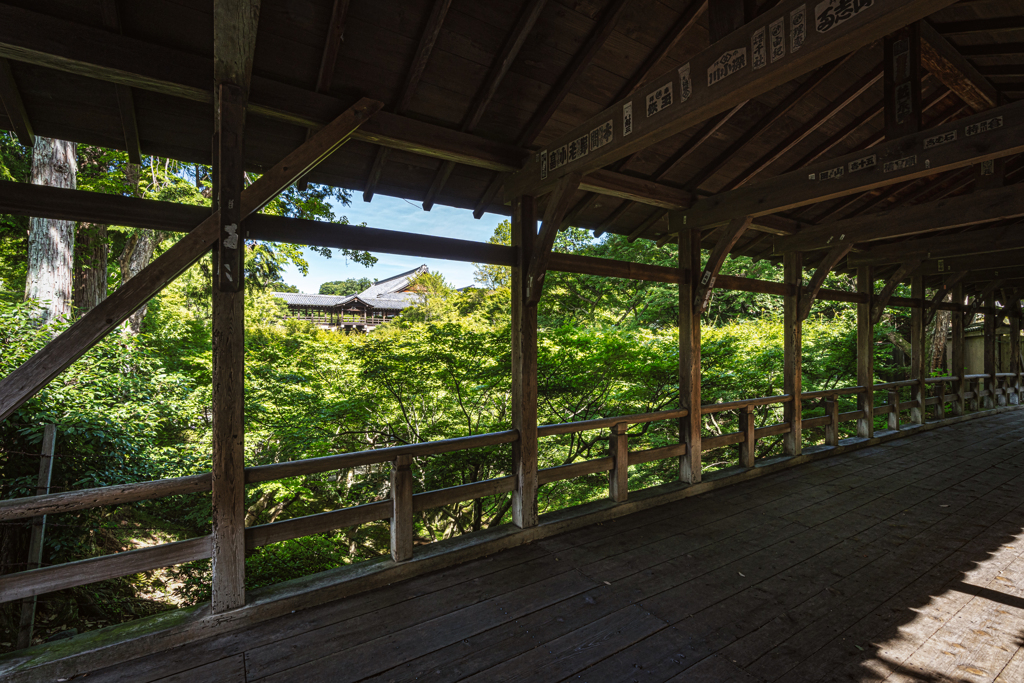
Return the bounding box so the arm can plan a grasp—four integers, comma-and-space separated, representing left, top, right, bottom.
24, 137, 77, 324
118, 229, 165, 334
73, 222, 108, 314
931, 303, 951, 375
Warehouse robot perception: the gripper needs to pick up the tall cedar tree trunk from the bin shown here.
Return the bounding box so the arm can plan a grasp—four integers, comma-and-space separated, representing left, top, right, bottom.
74, 222, 108, 314
116, 163, 165, 334
118, 229, 164, 333
23, 138, 77, 323
931, 299, 952, 374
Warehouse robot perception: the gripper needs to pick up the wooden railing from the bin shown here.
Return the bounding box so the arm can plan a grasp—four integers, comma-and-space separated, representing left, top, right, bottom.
1, 373, 1021, 606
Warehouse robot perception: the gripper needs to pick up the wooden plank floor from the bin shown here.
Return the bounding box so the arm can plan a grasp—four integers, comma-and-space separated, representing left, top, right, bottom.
94, 413, 1024, 682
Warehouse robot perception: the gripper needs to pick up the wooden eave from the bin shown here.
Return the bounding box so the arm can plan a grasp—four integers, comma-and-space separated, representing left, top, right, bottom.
0, 0, 1021, 266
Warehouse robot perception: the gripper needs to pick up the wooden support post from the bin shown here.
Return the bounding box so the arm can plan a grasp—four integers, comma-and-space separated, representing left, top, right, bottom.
390, 453, 413, 561
910, 275, 925, 424
739, 405, 756, 467
887, 390, 900, 432
511, 195, 539, 528
883, 23, 922, 140
675, 212, 701, 484
952, 282, 965, 414
1010, 299, 1022, 405
210, 81, 248, 614
784, 252, 802, 455
984, 289, 997, 408
857, 266, 875, 437
825, 398, 839, 446
16, 424, 56, 650
608, 423, 628, 502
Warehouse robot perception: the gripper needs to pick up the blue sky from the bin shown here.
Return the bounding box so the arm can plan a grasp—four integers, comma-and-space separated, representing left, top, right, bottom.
279, 194, 508, 293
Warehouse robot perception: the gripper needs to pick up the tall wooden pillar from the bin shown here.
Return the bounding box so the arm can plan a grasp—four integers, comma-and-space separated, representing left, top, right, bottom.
883, 23, 921, 140
675, 213, 701, 484
783, 252, 802, 455
210, 83, 247, 613
910, 275, 926, 424
510, 195, 538, 528
951, 282, 965, 415
984, 290, 997, 409
1010, 299, 1022, 404
857, 266, 875, 438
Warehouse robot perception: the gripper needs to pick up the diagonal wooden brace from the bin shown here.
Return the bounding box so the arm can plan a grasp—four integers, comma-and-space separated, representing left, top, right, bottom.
925, 269, 968, 326
962, 277, 1002, 327
798, 243, 852, 322
694, 216, 752, 313
870, 258, 922, 326
526, 172, 581, 306
0, 97, 382, 422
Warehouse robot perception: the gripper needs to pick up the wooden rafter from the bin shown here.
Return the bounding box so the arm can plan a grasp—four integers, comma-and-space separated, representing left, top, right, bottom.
363, 0, 452, 202
963, 278, 1001, 326
0, 97, 381, 424
871, 259, 922, 325
776, 183, 1024, 253
679, 99, 1024, 231
517, 0, 630, 148
100, 0, 141, 164
848, 217, 1024, 267
933, 17, 1024, 34
694, 216, 752, 312
423, 0, 548, 211
920, 21, 999, 112
0, 57, 32, 146
798, 244, 852, 321
925, 270, 968, 325
316, 0, 350, 95
613, 0, 707, 101
722, 65, 883, 191
526, 172, 581, 306
686, 56, 851, 192
508, 0, 957, 198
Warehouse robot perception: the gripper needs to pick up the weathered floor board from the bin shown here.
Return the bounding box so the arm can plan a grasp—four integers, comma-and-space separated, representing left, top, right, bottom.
81, 414, 1024, 682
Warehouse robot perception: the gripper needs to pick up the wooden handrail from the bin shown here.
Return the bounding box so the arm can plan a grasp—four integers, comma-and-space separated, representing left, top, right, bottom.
537, 407, 688, 437
700, 394, 791, 414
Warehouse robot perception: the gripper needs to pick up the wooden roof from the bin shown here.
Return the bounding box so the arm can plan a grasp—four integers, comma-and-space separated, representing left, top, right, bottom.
1, 0, 1024, 293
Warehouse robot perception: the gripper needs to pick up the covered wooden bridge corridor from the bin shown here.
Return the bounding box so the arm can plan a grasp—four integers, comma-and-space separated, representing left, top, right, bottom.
3, 0, 1024, 680
7, 413, 1024, 682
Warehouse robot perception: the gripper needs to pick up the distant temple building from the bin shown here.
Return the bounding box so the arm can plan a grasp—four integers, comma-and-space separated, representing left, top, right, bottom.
272, 265, 428, 331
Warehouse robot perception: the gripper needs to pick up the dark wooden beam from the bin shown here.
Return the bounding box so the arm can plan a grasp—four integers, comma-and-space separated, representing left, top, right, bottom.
526, 172, 581, 305
315, 0, 350, 95
723, 64, 883, 190
776, 183, 1024, 253
919, 249, 1024, 276
884, 23, 922, 140
0, 57, 32, 146
213, 0, 260, 92
925, 269, 967, 325
708, 0, 751, 42
920, 21, 999, 112
686, 56, 850, 191
423, 0, 548, 211
871, 258, 922, 325
517, 0, 630, 147
0, 98, 380, 424
848, 221, 1024, 266
100, 0, 141, 164
932, 17, 1024, 35
965, 278, 1003, 327
615, 0, 707, 101
798, 243, 851, 321
507, 0, 957, 198
694, 216, 751, 312
680, 99, 1024, 230
364, 0, 452, 202
957, 43, 1024, 58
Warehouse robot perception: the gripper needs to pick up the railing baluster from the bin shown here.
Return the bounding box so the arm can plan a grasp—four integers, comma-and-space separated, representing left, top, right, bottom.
608, 423, 628, 502
937, 381, 946, 419
887, 390, 900, 432
825, 396, 839, 447
390, 454, 413, 562
739, 405, 756, 467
